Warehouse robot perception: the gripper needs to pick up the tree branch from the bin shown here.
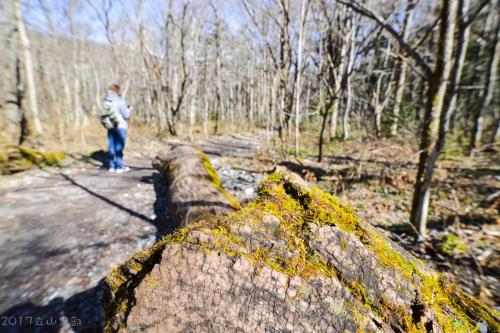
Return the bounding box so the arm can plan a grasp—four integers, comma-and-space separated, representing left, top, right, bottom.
464, 0, 490, 28
334, 0, 433, 79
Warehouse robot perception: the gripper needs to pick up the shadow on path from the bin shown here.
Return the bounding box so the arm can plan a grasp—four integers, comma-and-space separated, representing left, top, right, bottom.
60, 173, 165, 232
139, 171, 174, 238
0, 170, 172, 333
0, 286, 102, 333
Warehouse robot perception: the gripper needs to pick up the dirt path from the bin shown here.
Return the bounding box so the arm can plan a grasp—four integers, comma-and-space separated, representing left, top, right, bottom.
0, 133, 267, 332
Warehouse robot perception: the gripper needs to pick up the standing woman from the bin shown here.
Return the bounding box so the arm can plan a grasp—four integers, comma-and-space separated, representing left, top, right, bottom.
106, 84, 131, 173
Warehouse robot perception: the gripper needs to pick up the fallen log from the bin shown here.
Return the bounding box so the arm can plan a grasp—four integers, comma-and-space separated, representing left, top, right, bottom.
276, 158, 353, 182
101, 144, 240, 331
276, 159, 331, 179
0, 145, 70, 174
102, 167, 499, 332
152, 143, 241, 228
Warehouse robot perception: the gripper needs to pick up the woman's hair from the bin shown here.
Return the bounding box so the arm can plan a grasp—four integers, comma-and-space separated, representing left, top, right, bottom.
108, 84, 121, 94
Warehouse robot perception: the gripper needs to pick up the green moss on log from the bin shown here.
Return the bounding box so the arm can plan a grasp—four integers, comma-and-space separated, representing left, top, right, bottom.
0, 145, 69, 174
197, 147, 241, 210
104, 173, 499, 333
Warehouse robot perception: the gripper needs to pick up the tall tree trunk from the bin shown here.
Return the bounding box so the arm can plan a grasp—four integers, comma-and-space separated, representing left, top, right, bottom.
0, 0, 21, 144
188, 54, 198, 141
317, 34, 328, 162
249, 53, 255, 126
447, 0, 471, 134
294, 0, 309, 157
329, 7, 350, 140
342, 76, 353, 140
14, 0, 43, 141
390, 0, 415, 136
470, 13, 499, 152
373, 38, 392, 137
212, 3, 222, 135
16, 58, 29, 144
318, 101, 333, 162
342, 19, 356, 140
410, 0, 459, 238
330, 98, 340, 140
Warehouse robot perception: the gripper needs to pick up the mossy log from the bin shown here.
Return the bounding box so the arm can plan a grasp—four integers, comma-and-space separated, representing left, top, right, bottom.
152, 143, 240, 228
0, 145, 69, 174
102, 169, 499, 332
103, 144, 240, 331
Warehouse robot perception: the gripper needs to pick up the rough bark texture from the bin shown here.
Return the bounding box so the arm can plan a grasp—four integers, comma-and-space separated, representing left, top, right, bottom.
390, 0, 414, 137
102, 153, 499, 333
102, 144, 241, 331
471, 12, 500, 151
0, 0, 20, 144
13, 0, 43, 138
152, 143, 241, 228
410, 0, 458, 238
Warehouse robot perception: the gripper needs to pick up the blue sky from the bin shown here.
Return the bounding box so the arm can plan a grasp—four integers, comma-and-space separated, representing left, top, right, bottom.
14, 0, 248, 45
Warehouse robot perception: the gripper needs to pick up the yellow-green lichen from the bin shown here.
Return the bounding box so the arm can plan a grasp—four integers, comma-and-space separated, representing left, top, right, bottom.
0, 145, 69, 174
105, 172, 500, 333
253, 174, 498, 332
18, 146, 67, 166
197, 147, 241, 210
0, 150, 8, 163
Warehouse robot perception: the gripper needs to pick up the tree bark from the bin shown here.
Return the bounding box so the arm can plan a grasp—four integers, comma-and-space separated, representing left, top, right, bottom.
329, 6, 350, 140
470, 10, 499, 152
342, 18, 356, 140
0, 0, 21, 144
390, 0, 415, 136
13, 0, 43, 141
410, 0, 459, 238
318, 100, 332, 162
294, 0, 309, 157
152, 144, 240, 229
373, 38, 392, 137
103, 172, 499, 333
447, 0, 471, 134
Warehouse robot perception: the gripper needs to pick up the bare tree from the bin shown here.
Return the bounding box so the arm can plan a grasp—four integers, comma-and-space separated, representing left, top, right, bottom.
210, 1, 223, 134
315, 0, 355, 159
0, 0, 22, 143
470, 2, 499, 152
390, 0, 415, 136
342, 14, 356, 140
409, 0, 459, 237
334, 0, 479, 238
294, 0, 310, 156
13, 0, 43, 141
372, 37, 393, 137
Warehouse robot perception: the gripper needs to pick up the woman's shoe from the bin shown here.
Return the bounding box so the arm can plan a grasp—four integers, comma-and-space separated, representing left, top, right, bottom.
115, 166, 130, 173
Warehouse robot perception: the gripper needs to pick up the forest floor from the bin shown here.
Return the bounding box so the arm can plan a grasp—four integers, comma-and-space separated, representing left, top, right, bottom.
0, 131, 498, 332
